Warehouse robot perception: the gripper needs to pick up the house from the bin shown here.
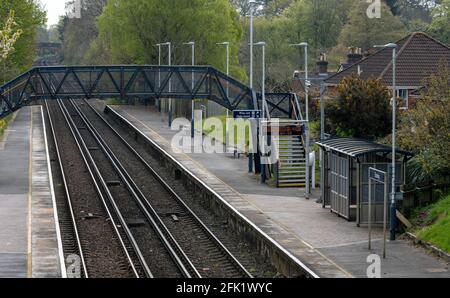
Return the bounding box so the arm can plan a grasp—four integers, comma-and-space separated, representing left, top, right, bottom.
292, 53, 335, 98
324, 32, 450, 109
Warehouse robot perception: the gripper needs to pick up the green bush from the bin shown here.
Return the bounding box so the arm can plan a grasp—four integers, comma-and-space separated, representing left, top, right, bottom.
327, 74, 392, 140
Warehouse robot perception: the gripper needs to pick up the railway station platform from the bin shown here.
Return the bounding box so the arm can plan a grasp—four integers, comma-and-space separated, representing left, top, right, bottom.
0, 105, 64, 278
106, 103, 450, 278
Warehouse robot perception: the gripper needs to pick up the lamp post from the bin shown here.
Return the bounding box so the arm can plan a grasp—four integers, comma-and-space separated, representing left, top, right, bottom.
217, 41, 230, 147
184, 41, 195, 138
290, 42, 310, 198
254, 42, 266, 120
247, 0, 258, 173
254, 42, 267, 184
216, 42, 230, 97
290, 42, 309, 121
155, 43, 162, 112
249, 0, 257, 90
375, 43, 398, 241
161, 42, 172, 127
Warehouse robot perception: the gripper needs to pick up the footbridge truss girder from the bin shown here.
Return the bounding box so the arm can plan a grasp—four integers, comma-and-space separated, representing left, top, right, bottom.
0, 65, 302, 120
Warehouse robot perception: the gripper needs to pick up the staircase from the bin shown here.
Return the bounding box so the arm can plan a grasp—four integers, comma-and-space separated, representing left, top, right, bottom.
261, 93, 308, 188
274, 129, 307, 187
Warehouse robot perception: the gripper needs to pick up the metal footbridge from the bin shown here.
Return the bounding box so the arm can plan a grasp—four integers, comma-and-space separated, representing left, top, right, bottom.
0, 65, 301, 120
0, 65, 308, 189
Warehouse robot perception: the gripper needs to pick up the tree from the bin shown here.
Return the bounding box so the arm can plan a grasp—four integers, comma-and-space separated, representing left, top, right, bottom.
427, 0, 450, 44
0, 10, 22, 61
86, 0, 246, 80
397, 61, 450, 183
385, 0, 402, 15
282, 0, 344, 51
327, 75, 392, 140
59, 0, 107, 64
240, 0, 345, 92
339, 0, 407, 50
262, 0, 295, 16
230, 0, 294, 16
0, 0, 45, 82
230, 0, 256, 16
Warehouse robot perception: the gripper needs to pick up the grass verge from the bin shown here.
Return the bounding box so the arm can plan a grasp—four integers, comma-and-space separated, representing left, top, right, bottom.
197, 115, 251, 152
411, 193, 450, 253
0, 113, 13, 137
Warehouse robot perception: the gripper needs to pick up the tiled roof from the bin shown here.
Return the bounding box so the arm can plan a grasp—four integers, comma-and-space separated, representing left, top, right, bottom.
325, 32, 450, 87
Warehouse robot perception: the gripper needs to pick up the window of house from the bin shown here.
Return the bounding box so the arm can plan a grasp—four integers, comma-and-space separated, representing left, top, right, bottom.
397, 89, 409, 109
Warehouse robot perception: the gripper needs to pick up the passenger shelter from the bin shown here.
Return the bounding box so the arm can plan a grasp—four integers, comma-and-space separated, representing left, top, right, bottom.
316, 138, 413, 226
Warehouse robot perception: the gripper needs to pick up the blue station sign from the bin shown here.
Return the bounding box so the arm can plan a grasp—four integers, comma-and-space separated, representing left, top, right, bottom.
232, 110, 262, 119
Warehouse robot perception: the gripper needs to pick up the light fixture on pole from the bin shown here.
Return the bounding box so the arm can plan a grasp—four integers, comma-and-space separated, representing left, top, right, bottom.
184, 41, 195, 138
374, 42, 398, 241
290, 42, 310, 198
161, 42, 172, 127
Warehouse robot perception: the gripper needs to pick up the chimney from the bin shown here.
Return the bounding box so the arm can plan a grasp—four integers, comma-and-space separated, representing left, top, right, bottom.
347, 47, 363, 65
316, 53, 329, 75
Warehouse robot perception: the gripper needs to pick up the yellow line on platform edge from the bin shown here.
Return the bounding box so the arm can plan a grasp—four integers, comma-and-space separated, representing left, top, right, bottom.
27, 107, 33, 278
117, 106, 354, 278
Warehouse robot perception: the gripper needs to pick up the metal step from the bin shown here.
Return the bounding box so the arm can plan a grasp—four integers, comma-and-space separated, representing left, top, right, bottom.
279, 168, 306, 172
278, 183, 306, 188
278, 174, 306, 179
278, 147, 303, 151
278, 178, 306, 182
279, 159, 306, 163
279, 154, 304, 157
276, 140, 302, 144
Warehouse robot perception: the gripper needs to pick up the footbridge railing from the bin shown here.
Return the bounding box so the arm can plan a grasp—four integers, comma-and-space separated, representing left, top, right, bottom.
0, 65, 303, 120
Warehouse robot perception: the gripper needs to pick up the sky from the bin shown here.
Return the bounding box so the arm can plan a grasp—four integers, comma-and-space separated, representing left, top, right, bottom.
39, 0, 67, 27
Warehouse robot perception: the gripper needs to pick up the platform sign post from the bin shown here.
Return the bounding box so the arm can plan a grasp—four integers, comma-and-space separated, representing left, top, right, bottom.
368, 167, 388, 258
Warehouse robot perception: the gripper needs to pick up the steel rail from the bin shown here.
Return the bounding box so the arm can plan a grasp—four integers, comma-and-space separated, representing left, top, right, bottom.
70, 99, 196, 278
47, 68, 145, 277
58, 98, 152, 278
83, 99, 253, 278
44, 61, 143, 278
44, 100, 88, 278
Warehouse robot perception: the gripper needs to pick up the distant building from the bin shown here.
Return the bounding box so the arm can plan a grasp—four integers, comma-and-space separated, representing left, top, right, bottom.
292, 53, 335, 98
324, 32, 450, 109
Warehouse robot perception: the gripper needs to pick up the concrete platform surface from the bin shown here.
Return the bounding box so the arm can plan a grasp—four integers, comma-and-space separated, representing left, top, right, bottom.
0, 106, 64, 278
108, 103, 450, 278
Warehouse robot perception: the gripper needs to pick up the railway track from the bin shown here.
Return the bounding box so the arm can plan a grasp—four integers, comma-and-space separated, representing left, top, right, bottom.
43, 65, 256, 278
59, 98, 196, 278
45, 99, 142, 278
70, 98, 253, 278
